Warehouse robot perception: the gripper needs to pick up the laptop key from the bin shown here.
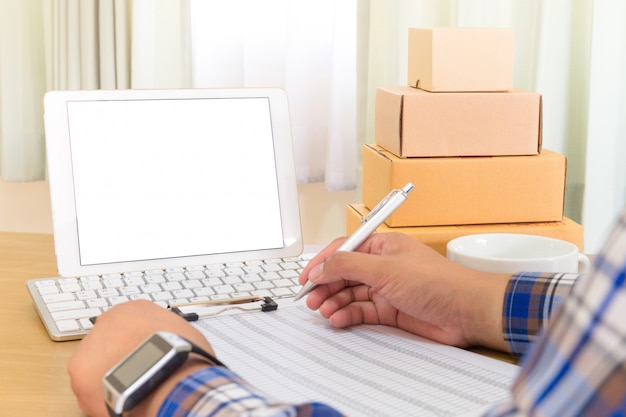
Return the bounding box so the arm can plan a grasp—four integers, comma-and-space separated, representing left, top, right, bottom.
194, 287, 215, 297
260, 272, 281, 280
152, 292, 173, 301
129, 294, 152, 302
86, 298, 108, 309
141, 284, 162, 293
165, 272, 186, 281
98, 288, 119, 298
76, 290, 98, 300
261, 263, 282, 272
280, 262, 300, 270
145, 275, 166, 284
60, 283, 81, 293
78, 318, 95, 330
42, 293, 75, 303
279, 270, 299, 279
243, 265, 263, 274
81, 281, 104, 290
223, 275, 243, 285
161, 281, 183, 291
51, 308, 101, 321
185, 271, 205, 280
271, 288, 293, 298
108, 296, 130, 306
56, 319, 80, 333
253, 281, 274, 290
38, 285, 60, 295
47, 300, 86, 313
273, 279, 293, 288
214, 285, 235, 294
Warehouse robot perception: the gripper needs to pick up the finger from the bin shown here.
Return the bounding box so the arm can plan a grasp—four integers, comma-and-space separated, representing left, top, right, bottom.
305, 277, 353, 310
301, 232, 405, 287
314, 283, 372, 315
310, 249, 396, 290
326, 303, 371, 327
326, 299, 391, 328
299, 237, 347, 284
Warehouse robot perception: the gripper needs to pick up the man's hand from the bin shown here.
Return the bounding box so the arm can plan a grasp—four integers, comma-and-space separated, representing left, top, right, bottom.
68, 300, 215, 417
300, 232, 510, 351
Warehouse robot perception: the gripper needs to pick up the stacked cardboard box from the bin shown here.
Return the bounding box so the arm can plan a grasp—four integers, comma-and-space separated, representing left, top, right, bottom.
348, 27, 583, 255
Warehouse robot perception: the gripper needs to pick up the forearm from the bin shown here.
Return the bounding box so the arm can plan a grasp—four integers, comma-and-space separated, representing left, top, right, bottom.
456, 269, 511, 352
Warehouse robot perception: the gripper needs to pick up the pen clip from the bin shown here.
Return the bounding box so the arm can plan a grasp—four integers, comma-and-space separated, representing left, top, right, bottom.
361, 188, 401, 224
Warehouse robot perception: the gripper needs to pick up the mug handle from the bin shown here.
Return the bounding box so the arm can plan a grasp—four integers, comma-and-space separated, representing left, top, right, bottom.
578, 253, 591, 273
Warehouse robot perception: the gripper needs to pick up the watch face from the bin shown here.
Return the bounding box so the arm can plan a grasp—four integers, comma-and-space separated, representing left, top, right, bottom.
106, 334, 174, 391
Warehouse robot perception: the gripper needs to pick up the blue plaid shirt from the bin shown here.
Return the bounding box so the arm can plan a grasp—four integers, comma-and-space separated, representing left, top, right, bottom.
486, 209, 626, 416
158, 366, 341, 416
159, 210, 626, 416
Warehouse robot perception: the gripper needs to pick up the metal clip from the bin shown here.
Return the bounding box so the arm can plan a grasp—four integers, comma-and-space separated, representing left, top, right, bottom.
361, 188, 401, 224
169, 296, 278, 322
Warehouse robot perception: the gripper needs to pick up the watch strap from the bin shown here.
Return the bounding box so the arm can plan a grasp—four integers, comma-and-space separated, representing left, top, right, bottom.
106, 403, 121, 417
187, 340, 228, 369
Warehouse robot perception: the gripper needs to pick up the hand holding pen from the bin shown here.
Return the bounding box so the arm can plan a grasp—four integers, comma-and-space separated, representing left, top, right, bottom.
293, 182, 414, 301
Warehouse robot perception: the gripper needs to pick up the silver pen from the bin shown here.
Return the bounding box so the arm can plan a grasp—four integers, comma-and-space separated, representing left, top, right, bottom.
293, 182, 414, 301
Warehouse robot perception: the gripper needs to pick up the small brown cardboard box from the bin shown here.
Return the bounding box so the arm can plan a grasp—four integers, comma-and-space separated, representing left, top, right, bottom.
362, 144, 566, 227
375, 86, 542, 158
408, 27, 514, 92
347, 203, 584, 256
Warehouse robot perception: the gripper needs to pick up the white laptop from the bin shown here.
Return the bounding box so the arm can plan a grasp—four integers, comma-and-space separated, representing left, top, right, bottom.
27, 88, 307, 341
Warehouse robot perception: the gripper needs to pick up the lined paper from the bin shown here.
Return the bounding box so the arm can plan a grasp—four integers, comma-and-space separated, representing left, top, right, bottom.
193, 303, 518, 417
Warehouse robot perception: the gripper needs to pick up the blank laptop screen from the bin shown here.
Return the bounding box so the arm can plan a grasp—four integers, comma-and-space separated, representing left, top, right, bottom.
65, 97, 284, 266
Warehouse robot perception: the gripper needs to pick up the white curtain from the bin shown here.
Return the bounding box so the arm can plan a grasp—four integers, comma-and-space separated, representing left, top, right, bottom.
0, 0, 47, 181
43, 0, 191, 91
43, 0, 131, 91
130, 0, 192, 89
0, 0, 356, 191
358, 0, 626, 253
582, 1, 626, 252
188, 0, 357, 190
0, 0, 138, 182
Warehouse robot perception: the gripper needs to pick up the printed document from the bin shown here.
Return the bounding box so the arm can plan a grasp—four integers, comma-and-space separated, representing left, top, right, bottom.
193, 303, 518, 416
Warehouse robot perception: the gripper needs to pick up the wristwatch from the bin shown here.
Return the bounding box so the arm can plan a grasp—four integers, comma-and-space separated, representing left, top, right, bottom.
103, 331, 227, 417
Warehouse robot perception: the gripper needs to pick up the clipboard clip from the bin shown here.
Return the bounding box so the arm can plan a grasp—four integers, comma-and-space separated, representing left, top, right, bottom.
169, 296, 278, 322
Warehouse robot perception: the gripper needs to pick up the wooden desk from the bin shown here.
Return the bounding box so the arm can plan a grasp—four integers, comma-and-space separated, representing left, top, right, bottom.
0, 231, 517, 415
0, 232, 82, 416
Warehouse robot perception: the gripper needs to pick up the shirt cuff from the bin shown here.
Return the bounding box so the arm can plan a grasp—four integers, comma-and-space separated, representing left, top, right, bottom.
158, 366, 342, 417
503, 272, 577, 356
157, 366, 280, 416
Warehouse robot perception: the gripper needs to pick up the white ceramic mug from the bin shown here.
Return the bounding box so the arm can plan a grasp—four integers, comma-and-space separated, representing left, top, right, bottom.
446, 233, 590, 274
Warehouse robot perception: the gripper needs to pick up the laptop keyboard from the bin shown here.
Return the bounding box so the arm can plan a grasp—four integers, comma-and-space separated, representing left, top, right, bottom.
27, 253, 314, 341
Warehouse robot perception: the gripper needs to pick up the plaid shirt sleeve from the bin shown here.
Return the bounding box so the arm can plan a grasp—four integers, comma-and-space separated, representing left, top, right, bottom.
158, 366, 343, 417
503, 271, 578, 356
487, 208, 626, 416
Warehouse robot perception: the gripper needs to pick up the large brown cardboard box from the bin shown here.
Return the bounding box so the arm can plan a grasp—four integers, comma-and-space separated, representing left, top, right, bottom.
362, 144, 566, 227
347, 203, 584, 256
375, 86, 542, 157
408, 27, 514, 92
